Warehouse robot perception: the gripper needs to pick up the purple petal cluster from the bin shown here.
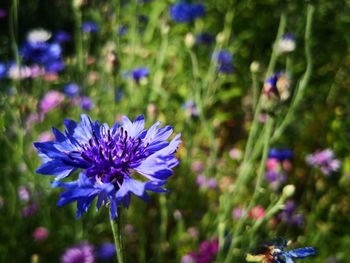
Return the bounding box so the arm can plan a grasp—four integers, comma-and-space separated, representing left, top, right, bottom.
34, 114, 181, 218
61, 243, 95, 263
278, 200, 304, 227
170, 2, 205, 23
20, 40, 64, 73
306, 149, 340, 176
187, 239, 219, 263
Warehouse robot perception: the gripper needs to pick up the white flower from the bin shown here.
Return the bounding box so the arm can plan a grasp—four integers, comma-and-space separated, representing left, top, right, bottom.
27, 29, 51, 43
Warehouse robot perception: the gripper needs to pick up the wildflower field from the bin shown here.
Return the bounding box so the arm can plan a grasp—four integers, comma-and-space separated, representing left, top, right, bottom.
1, 1, 350, 262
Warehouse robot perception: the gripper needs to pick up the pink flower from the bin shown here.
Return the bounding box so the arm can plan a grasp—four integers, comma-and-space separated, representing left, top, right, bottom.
266, 158, 279, 171
249, 205, 266, 220
33, 227, 49, 241
39, 90, 64, 114
232, 207, 244, 220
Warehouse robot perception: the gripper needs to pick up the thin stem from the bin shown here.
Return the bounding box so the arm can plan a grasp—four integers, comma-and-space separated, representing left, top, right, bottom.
110, 210, 125, 263
224, 117, 274, 263
272, 4, 314, 141
266, 12, 287, 78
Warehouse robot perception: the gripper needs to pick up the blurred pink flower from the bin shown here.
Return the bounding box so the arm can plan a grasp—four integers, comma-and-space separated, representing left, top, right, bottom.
249, 205, 266, 220
33, 227, 49, 241
39, 90, 64, 114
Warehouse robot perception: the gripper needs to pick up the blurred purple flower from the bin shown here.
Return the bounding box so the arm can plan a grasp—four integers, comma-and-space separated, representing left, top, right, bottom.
170, 2, 205, 23
18, 186, 30, 202
212, 50, 234, 74
80, 96, 95, 111
232, 207, 243, 220
96, 242, 116, 261
182, 100, 199, 117
21, 203, 39, 217
195, 32, 214, 45
39, 90, 65, 114
0, 63, 6, 79
82, 21, 99, 33
0, 9, 7, 18
189, 239, 219, 263
64, 83, 80, 97
131, 67, 149, 82
306, 149, 340, 176
54, 30, 71, 43
62, 243, 95, 263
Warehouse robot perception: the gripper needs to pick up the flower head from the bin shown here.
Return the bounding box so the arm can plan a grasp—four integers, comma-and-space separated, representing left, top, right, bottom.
54, 30, 71, 43
34, 114, 181, 218
246, 238, 316, 263
82, 21, 99, 33
212, 50, 234, 74
64, 83, 80, 98
187, 239, 219, 263
62, 243, 95, 263
96, 242, 116, 261
277, 33, 296, 54
39, 90, 65, 114
170, 2, 205, 23
306, 149, 340, 176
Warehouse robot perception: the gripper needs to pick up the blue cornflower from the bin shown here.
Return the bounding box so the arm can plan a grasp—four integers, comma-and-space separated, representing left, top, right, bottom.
96, 242, 116, 261
212, 50, 234, 74
64, 83, 80, 97
33, 115, 181, 218
54, 30, 71, 43
20, 41, 64, 73
268, 148, 293, 161
246, 238, 316, 263
82, 21, 99, 33
170, 2, 205, 23
195, 32, 214, 45
131, 67, 149, 82
0, 63, 6, 79
80, 96, 95, 111
117, 25, 128, 36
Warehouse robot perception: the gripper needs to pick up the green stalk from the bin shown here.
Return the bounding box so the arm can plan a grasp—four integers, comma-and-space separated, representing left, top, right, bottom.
110, 209, 125, 263
272, 5, 314, 141
224, 117, 274, 263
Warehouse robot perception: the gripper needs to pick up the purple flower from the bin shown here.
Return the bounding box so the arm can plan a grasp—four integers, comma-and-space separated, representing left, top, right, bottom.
20, 41, 64, 72
33, 114, 181, 218
39, 90, 65, 114
212, 50, 234, 74
62, 243, 95, 263
182, 100, 199, 117
80, 96, 95, 111
18, 186, 30, 202
189, 239, 219, 263
278, 200, 304, 227
170, 2, 205, 23
96, 242, 116, 261
131, 67, 149, 82
82, 21, 99, 33
0, 63, 6, 79
0, 9, 7, 18
195, 32, 214, 45
268, 148, 293, 161
64, 83, 80, 97
21, 203, 39, 217
54, 30, 71, 43
306, 149, 340, 176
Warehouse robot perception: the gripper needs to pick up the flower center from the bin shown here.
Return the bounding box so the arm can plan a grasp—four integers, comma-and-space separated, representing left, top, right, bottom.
70, 127, 148, 186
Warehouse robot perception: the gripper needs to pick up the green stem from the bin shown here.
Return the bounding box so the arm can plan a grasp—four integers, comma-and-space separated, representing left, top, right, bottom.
272, 5, 314, 141
266, 12, 287, 78
224, 117, 274, 263
110, 210, 125, 263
